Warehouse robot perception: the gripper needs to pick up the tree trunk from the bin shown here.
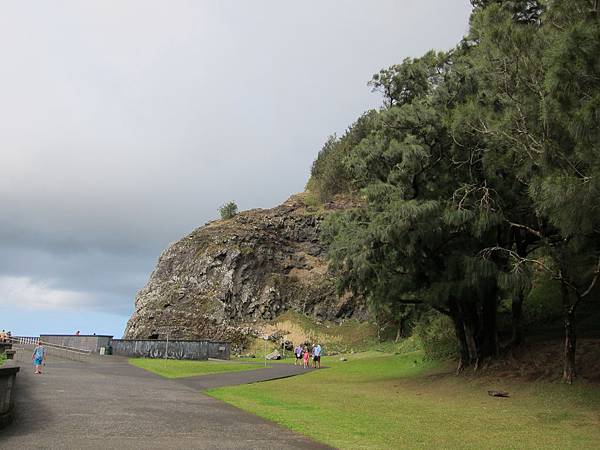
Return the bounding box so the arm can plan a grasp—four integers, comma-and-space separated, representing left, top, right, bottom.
510, 291, 525, 347
560, 280, 577, 384
449, 298, 470, 374
394, 317, 406, 343
465, 324, 479, 370
395, 323, 402, 343
510, 229, 529, 348
563, 309, 576, 384
460, 301, 480, 368
481, 288, 499, 358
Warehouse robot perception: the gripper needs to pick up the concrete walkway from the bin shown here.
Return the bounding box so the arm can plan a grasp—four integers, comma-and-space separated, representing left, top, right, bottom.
0, 356, 331, 449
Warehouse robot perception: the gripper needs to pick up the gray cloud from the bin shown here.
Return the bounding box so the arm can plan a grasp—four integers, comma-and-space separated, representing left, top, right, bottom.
0, 1, 471, 330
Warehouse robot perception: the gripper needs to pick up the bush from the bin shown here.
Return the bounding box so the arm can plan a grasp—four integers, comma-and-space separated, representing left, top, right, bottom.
306, 111, 377, 202
414, 312, 458, 360
219, 201, 238, 220
306, 135, 352, 202
523, 274, 563, 325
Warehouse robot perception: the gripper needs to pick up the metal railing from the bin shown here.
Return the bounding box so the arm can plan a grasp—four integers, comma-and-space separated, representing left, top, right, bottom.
12, 336, 38, 346
9, 336, 92, 363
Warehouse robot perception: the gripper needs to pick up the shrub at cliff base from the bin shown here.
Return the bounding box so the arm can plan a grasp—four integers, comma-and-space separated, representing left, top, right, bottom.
414, 313, 458, 361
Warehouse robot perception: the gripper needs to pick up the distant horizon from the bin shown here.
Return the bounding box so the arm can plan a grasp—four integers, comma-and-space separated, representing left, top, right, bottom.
3, 310, 129, 338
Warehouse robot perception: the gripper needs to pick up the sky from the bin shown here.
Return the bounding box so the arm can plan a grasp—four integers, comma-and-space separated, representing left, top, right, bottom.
0, 1, 472, 337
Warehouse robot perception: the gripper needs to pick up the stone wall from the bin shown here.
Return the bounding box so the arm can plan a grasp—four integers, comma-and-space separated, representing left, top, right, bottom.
208, 341, 230, 360
111, 339, 230, 360
0, 364, 19, 429
0, 343, 11, 355
40, 335, 113, 353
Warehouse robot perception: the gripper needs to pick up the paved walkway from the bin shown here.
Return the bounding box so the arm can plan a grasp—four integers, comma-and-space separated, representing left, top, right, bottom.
175, 361, 319, 391
0, 355, 331, 449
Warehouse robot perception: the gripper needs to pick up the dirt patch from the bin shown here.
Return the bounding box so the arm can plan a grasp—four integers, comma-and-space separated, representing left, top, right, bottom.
287, 253, 329, 280
242, 311, 376, 351
261, 319, 343, 346
465, 338, 600, 383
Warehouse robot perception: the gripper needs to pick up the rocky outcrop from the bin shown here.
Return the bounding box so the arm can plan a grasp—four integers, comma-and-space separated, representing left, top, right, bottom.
124, 194, 365, 343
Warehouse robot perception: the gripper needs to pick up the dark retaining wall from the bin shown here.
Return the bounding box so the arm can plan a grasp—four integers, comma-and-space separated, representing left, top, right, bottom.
110, 339, 230, 360
208, 341, 230, 360
24, 335, 230, 360
40, 335, 113, 353
0, 364, 19, 429
0, 343, 11, 355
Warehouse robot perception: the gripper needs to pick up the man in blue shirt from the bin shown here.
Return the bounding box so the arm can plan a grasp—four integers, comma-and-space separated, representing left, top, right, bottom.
312, 343, 322, 369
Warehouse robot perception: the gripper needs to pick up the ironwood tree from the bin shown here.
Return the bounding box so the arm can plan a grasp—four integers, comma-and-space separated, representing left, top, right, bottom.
311, 0, 600, 382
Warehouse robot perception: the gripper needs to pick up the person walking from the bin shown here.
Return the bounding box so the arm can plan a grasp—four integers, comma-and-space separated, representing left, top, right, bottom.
32, 340, 46, 374
312, 343, 322, 369
294, 344, 303, 366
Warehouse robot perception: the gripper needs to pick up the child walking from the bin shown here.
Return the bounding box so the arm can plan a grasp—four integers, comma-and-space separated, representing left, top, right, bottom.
302, 346, 310, 369
32, 340, 46, 374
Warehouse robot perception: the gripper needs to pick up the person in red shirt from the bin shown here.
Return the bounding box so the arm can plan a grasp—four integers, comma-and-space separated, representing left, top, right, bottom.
302, 346, 310, 368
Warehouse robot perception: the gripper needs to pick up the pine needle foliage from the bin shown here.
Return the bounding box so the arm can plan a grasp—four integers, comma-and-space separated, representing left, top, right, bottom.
219, 201, 238, 220
312, 0, 600, 381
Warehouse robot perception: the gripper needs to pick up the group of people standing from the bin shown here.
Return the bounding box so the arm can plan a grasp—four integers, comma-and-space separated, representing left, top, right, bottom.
293, 342, 321, 369
0, 329, 11, 342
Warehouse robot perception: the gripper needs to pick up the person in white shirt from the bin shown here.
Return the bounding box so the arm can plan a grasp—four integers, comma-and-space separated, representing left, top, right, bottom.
312, 343, 322, 369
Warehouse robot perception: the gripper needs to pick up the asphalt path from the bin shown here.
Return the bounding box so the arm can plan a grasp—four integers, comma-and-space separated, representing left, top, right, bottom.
175, 360, 320, 391
0, 355, 331, 450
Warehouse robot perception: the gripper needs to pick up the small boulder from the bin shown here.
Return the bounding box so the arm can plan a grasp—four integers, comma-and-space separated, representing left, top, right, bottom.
340, 357, 348, 362
266, 350, 282, 360
487, 390, 509, 397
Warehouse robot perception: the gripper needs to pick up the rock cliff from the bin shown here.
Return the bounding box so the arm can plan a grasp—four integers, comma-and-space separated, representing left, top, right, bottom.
124, 194, 365, 343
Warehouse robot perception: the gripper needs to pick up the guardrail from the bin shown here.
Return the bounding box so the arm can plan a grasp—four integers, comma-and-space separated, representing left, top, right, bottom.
8, 336, 92, 363
11, 336, 38, 346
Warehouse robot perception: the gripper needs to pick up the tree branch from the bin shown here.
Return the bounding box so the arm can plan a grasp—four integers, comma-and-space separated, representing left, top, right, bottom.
481, 246, 553, 273
581, 257, 600, 299
507, 221, 543, 239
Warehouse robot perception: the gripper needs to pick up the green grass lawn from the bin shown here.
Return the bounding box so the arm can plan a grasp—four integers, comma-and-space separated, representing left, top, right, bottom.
129, 358, 267, 378
207, 352, 600, 450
